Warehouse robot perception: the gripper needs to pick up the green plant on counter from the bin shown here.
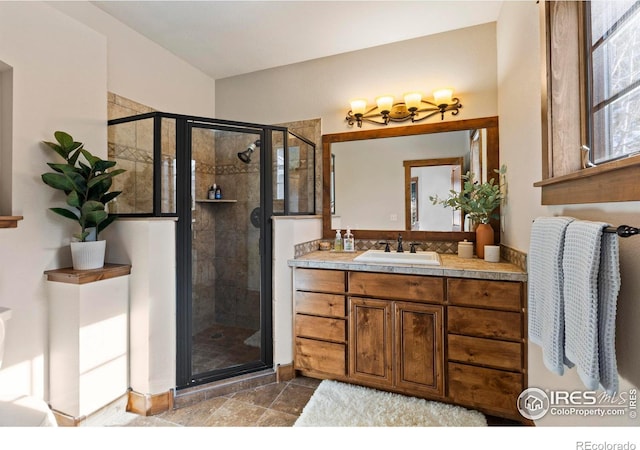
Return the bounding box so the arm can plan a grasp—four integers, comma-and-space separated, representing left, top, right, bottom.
430, 165, 506, 225
41, 131, 125, 242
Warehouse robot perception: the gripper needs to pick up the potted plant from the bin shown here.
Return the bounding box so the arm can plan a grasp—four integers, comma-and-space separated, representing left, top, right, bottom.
41, 131, 125, 270
430, 165, 506, 258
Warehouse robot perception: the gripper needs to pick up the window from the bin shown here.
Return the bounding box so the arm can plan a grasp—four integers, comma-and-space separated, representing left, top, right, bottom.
587, 1, 640, 164
536, 1, 640, 204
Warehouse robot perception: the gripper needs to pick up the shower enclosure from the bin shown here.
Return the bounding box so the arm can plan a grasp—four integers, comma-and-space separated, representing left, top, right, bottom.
107, 112, 315, 390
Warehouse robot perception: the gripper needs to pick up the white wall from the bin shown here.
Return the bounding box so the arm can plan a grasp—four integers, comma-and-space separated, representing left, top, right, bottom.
272, 216, 322, 366
50, 2, 216, 118
0, 1, 215, 404
0, 1, 107, 400
497, 1, 640, 426
103, 220, 177, 395
216, 22, 497, 133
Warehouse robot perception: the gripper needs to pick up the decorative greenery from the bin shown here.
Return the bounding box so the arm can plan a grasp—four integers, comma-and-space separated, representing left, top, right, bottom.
430, 165, 507, 225
41, 131, 125, 242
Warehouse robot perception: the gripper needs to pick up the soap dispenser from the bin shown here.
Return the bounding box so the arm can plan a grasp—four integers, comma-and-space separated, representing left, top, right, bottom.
334, 229, 343, 251
343, 228, 355, 252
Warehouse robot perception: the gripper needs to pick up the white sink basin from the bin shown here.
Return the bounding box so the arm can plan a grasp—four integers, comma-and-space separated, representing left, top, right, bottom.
353, 249, 441, 266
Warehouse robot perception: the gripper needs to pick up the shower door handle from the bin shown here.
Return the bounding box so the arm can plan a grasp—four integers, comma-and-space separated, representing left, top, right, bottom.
192, 218, 196, 240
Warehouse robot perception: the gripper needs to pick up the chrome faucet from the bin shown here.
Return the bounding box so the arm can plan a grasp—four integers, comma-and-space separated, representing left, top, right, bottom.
396, 234, 404, 253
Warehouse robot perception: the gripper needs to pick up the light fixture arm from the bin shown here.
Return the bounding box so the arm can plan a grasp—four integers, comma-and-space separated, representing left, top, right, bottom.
345, 96, 462, 128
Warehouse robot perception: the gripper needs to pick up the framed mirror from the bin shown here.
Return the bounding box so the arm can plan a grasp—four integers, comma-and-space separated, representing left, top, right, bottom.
322, 116, 500, 242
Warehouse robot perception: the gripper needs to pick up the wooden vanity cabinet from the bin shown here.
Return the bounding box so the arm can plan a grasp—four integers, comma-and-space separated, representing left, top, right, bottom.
348, 298, 444, 399
293, 269, 348, 378
445, 278, 526, 419
348, 271, 445, 398
293, 267, 527, 421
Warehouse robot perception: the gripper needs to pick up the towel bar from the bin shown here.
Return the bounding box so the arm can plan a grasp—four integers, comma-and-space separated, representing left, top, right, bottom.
604, 225, 639, 237
532, 220, 639, 238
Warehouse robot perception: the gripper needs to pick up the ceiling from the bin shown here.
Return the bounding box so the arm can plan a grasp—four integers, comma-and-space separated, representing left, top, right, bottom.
91, 1, 503, 80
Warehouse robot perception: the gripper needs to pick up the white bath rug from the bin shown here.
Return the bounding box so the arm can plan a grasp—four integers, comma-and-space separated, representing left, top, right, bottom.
243, 330, 260, 348
294, 380, 487, 427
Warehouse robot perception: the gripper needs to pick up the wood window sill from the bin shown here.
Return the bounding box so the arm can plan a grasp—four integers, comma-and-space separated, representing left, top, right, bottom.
0, 216, 23, 228
533, 155, 640, 204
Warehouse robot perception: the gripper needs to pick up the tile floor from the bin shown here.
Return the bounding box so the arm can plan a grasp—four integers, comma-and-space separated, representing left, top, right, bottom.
85, 375, 523, 427
89, 376, 321, 427
191, 323, 260, 374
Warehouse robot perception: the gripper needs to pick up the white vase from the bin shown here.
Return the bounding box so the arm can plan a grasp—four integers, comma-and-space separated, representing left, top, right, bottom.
70, 240, 106, 270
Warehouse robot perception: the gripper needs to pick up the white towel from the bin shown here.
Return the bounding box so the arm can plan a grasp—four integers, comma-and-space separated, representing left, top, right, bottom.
563, 221, 620, 394
528, 216, 575, 375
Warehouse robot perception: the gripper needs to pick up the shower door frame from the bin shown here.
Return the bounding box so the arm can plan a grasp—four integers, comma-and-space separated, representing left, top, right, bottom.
107, 113, 300, 391
176, 118, 281, 390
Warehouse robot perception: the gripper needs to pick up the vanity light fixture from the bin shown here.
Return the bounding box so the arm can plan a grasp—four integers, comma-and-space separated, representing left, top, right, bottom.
346, 89, 462, 127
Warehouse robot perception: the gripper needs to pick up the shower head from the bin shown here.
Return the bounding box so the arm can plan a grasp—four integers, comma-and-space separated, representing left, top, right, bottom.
238, 139, 260, 164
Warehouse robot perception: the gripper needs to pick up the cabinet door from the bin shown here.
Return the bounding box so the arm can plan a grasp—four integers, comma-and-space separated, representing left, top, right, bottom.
394, 302, 444, 397
349, 298, 393, 386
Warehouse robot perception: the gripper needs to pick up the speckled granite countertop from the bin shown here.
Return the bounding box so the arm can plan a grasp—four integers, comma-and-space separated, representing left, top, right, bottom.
288, 250, 527, 282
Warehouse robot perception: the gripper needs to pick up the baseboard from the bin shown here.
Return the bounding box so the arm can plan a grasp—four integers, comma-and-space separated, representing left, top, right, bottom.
127, 389, 174, 416
276, 363, 295, 382
51, 409, 84, 427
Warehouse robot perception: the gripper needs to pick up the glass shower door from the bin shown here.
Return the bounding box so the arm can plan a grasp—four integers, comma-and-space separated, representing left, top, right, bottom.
187, 124, 268, 384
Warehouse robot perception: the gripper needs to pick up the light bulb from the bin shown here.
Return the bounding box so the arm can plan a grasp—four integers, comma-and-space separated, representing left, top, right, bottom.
350, 99, 367, 116
375, 95, 394, 114
434, 88, 453, 106
403, 92, 422, 111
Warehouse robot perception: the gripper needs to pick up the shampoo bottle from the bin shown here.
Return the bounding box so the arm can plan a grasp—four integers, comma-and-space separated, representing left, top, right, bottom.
334, 229, 342, 251
208, 185, 216, 200
343, 228, 354, 252
214, 184, 222, 199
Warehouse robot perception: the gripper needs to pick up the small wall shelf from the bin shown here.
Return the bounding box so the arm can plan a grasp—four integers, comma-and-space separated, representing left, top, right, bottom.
0, 216, 23, 228
44, 263, 132, 285
196, 199, 238, 204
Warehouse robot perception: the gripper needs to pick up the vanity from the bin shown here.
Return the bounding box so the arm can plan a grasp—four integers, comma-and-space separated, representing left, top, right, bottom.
291, 116, 528, 422
288, 251, 528, 422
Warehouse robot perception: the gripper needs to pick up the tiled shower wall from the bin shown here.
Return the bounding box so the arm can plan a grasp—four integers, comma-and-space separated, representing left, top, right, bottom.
107, 93, 177, 214
274, 119, 322, 215
107, 94, 321, 336
209, 131, 261, 330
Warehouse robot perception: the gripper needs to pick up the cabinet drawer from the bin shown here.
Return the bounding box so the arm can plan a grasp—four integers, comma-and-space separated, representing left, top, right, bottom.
448, 306, 522, 340
447, 279, 522, 311
448, 334, 522, 371
295, 268, 346, 293
295, 291, 346, 317
349, 272, 444, 303
448, 362, 523, 417
295, 314, 346, 342
294, 337, 346, 376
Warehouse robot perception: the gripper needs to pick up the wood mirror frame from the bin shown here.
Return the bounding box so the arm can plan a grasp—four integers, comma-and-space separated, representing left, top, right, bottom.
322, 116, 500, 243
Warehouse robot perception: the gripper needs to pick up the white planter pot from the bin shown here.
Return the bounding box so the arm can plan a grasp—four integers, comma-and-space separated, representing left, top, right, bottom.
70, 240, 106, 270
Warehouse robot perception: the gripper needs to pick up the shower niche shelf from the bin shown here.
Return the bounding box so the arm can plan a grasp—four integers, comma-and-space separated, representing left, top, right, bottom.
196, 199, 238, 204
